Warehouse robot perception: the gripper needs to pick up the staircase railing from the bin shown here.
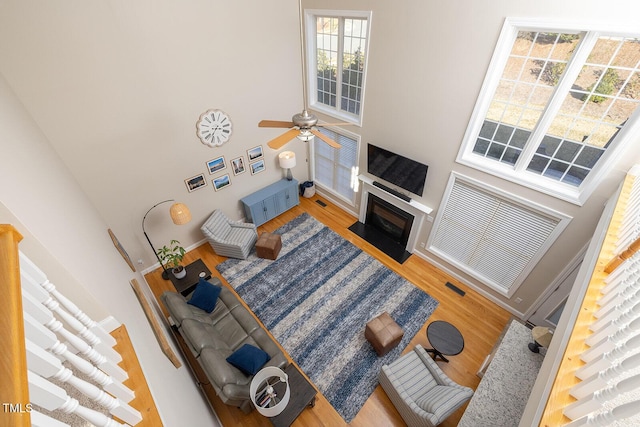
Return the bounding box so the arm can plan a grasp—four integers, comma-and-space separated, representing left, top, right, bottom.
1, 224, 146, 426
537, 166, 640, 425
0, 225, 30, 426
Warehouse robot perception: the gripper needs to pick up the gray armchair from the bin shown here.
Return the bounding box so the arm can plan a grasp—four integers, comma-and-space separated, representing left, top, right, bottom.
201, 210, 258, 259
379, 345, 473, 427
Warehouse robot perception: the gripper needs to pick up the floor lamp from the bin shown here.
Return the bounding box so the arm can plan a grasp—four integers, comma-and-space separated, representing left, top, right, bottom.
142, 200, 192, 280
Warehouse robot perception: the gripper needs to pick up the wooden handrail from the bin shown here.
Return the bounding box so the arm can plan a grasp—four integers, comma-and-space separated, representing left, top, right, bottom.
0, 224, 30, 426
604, 235, 640, 274
538, 174, 636, 425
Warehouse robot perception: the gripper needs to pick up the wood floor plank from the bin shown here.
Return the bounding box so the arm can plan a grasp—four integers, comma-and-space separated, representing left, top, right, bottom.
144, 194, 512, 426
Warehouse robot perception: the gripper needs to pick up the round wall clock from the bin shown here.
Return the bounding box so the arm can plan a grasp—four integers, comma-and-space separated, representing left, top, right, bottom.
196, 109, 233, 147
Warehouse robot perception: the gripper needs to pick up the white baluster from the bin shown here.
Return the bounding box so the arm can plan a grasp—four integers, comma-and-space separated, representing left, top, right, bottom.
577, 334, 640, 379
591, 289, 640, 331
564, 400, 640, 426
28, 371, 127, 427
21, 268, 122, 364
571, 344, 640, 400
585, 301, 640, 346
19, 251, 117, 347
26, 340, 141, 425
564, 373, 640, 420
582, 317, 640, 363
30, 410, 70, 427
604, 254, 640, 286
22, 276, 129, 381
599, 270, 640, 305
21, 283, 127, 381
23, 312, 135, 402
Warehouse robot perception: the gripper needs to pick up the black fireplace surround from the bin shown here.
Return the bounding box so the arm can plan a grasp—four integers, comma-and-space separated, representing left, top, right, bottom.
349, 193, 414, 263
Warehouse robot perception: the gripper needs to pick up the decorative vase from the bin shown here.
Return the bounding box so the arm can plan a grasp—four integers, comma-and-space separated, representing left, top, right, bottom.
173, 266, 186, 279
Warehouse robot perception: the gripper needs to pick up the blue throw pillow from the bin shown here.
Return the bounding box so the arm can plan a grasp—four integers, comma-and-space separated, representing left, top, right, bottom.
187, 278, 222, 313
226, 344, 270, 375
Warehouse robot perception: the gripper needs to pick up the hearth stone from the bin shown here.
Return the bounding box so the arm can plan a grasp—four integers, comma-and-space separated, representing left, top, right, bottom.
348, 221, 411, 264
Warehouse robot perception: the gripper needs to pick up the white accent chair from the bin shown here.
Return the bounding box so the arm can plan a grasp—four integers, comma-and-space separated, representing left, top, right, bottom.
379, 345, 473, 427
201, 210, 258, 259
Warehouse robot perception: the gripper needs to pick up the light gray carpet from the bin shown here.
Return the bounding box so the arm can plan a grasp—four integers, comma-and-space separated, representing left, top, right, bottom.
217, 213, 439, 422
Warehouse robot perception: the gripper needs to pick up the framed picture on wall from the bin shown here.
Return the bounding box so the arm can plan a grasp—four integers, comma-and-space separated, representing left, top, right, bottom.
108, 229, 136, 272
231, 156, 246, 175
250, 159, 265, 175
185, 173, 207, 192
247, 145, 264, 161
212, 174, 231, 191
206, 156, 226, 174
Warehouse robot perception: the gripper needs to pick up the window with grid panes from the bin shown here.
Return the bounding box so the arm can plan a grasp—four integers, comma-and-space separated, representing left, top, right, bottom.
312, 127, 359, 205
306, 10, 371, 125
457, 18, 640, 205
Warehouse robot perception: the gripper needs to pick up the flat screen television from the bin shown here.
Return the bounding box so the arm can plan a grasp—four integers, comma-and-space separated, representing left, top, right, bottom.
367, 144, 428, 196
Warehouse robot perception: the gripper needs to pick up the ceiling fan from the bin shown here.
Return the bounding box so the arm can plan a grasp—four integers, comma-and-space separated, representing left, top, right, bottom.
258, 0, 351, 150
259, 111, 352, 150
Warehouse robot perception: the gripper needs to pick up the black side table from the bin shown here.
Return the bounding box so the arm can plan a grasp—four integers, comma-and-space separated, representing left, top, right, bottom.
168, 258, 212, 296
270, 363, 316, 427
425, 320, 464, 363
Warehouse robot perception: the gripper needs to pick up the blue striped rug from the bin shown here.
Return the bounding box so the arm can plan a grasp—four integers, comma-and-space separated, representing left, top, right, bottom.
216, 213, 438, 422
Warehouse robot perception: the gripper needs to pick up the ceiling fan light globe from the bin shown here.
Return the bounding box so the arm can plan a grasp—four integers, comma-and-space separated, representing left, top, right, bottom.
296, 130, 314, 142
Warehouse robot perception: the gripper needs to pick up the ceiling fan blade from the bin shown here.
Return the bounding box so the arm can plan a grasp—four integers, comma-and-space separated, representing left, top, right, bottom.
316, 122, 355, 127
311, 129, 341, 148
259, 120, 295, 128
267, 129, 301, 150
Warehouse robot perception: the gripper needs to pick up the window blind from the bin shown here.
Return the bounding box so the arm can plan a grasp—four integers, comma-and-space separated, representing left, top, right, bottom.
429, 174, 566, 296
313, 128, 358, 204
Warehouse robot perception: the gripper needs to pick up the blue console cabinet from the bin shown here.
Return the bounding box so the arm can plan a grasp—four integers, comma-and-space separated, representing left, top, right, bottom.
240, 179, 299, 226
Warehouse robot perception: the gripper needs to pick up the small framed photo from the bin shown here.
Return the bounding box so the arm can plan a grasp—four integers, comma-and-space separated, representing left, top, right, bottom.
185, 173, 207, 192
212, 174, 231, 191
250, 159, 266, 175
206, 156, 226, 174
231, 156, 246, 175
247, 145, 264, 161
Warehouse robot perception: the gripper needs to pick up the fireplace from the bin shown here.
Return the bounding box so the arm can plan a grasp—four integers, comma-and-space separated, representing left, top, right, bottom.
349, 193, 417, 264
351, 174, 433, 264
365, 194, 414, 247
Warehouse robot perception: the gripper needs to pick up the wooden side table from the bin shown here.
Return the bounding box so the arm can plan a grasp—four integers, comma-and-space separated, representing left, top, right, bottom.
168, 258, 212, 296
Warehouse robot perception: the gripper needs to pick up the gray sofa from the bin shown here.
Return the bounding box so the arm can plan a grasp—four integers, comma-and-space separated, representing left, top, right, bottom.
161, 277, 287, 413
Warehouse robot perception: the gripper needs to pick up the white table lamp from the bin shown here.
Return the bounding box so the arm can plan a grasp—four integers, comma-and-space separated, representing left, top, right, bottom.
278, 151, 296, 181
250, 366, 290, 417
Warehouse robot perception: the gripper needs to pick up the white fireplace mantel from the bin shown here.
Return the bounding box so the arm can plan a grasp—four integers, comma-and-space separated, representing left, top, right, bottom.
358, 174, 433, 253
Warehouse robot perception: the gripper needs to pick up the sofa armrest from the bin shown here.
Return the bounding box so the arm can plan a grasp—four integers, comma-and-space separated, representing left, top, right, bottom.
230, 221, 257, 231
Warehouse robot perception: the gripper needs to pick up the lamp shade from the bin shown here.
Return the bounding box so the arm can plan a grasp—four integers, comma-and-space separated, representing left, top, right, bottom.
250, 366, 290, 417
169, 202, 192, 225
278, 151, 296, 169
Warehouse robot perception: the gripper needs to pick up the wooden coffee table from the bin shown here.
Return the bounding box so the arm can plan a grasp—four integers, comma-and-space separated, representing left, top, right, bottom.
270, 363, 316, 427
425, 320, 464, 363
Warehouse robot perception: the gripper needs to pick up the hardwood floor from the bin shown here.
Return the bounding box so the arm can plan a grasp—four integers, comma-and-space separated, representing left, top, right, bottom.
144, 194, 512, 427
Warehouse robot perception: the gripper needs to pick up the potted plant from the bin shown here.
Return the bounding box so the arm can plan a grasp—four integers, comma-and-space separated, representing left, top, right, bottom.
157, 239, 187, 279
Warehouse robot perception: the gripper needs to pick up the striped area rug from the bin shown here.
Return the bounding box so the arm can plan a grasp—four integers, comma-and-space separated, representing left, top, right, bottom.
216, 213, 439, 422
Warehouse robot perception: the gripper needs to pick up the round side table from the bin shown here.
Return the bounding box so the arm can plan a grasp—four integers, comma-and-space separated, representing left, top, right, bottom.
425, 320, 464, 362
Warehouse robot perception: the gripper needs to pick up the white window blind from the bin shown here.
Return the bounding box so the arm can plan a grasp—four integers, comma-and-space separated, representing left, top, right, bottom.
312, 127, 359, 205
429, 173, 569, 296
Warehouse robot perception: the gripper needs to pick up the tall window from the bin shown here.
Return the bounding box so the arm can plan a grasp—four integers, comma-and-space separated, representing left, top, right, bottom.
311, 127, 359, 206
457, 19, 640, 205
306, 10, 371, 125
428, 173, 571, 297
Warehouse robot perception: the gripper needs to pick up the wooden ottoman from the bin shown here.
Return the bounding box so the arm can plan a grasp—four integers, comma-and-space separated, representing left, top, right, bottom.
255, 232, 282, 260
365, 312, 404, 356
